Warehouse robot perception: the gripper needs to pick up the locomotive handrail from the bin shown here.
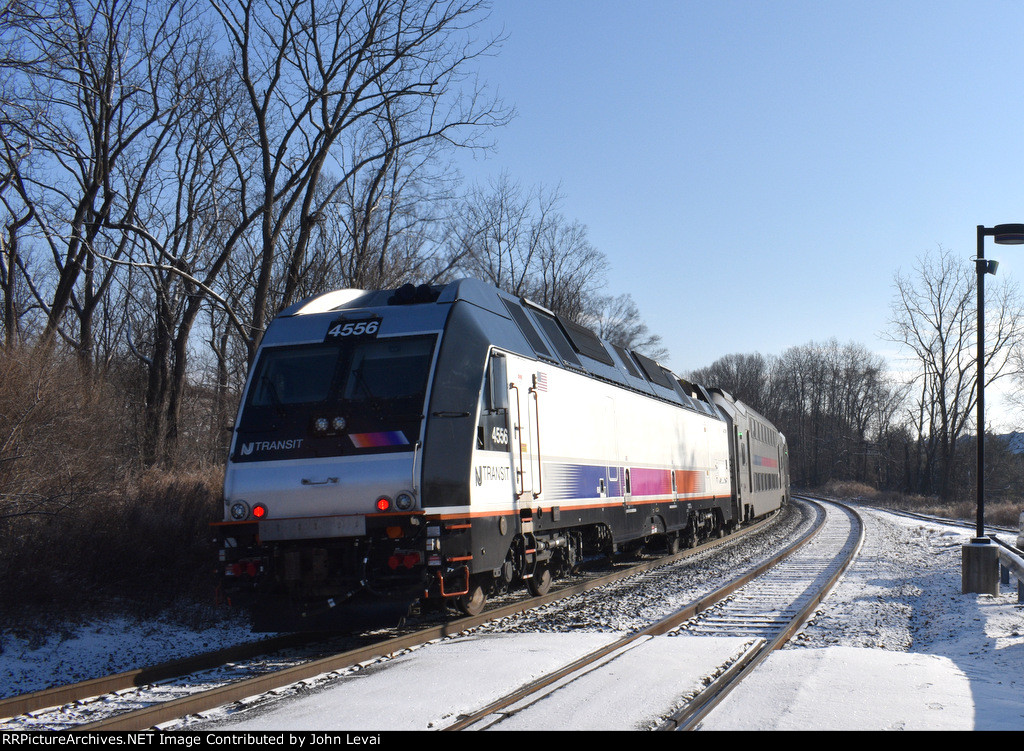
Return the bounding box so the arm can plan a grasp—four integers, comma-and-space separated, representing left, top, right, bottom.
435, 566, 470, 597
411, 440, 420, 492
528, 385, 543, 497
508, 382, 526, 497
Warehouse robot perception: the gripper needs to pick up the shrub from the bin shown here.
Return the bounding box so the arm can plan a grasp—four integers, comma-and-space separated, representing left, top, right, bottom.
0, 348, 226, 626
812, 479, 1024, 529
818, 480, 879, 500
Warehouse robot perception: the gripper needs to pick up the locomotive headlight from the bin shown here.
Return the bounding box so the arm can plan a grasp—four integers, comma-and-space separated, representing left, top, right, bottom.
332, 416, 346, 432
314, 417, 329, 433
395, 492, 415, 511
230, 501, 250, 521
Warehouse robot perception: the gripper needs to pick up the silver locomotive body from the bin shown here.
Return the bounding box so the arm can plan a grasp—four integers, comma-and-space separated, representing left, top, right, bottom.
214, 279, 789, 630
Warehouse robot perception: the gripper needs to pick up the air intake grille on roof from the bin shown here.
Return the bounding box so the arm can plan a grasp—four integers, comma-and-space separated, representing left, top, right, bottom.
632, 351, 674, 389
529, 310, 582, 367
557, 316, 614, 365
612, 344, 642, 379
500, 298, 553, 360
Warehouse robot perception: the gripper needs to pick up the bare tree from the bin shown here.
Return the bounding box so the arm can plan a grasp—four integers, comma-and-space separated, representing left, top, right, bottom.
0, 0, 245, 463
688, 352, 772, 414
583, 292, 668, 361
208, 0, 510, 363
302, 106, 461, 292
694, 341, 901, 489
0, 0, 56, 349
451, 173, 612, 325
531, 217, 606, 321
121, 52, 251, 465
0, 0, 506, 463
276, 125, 460, 300
449, 173, 551, 297
1, 0, 210, 372
887, 246, 1024, 499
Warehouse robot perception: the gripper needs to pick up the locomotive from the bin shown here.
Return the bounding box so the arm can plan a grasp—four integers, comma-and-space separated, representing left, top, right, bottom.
213, 278, 790, 631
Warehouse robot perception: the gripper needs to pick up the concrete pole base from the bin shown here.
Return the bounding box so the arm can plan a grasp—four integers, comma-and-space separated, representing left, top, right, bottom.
962, 538, 1000, 595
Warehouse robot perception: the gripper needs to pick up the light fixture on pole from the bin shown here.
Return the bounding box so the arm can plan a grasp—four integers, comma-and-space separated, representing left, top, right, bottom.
963, 223, 1024, 594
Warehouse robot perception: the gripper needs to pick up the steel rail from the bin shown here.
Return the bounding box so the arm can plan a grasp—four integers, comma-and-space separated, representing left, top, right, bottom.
11, 507, 782, 731
659, 497, 864, 731
444, 497, 825, 731
0, 631, 346, 721
844, 500, 1014, 537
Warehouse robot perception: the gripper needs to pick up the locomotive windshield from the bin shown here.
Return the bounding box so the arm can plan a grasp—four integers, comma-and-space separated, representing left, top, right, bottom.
250, 347, 339, 407
234, 335, 436, 462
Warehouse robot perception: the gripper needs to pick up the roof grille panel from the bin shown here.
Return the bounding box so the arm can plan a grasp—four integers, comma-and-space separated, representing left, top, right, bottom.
500, 298, 554, 360
557, 316, 614, 365
632, 351, 674, 389
530, 310, 582, 367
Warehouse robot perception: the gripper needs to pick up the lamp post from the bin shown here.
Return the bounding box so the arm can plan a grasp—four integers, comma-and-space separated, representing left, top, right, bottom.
963, 223, 1024, 594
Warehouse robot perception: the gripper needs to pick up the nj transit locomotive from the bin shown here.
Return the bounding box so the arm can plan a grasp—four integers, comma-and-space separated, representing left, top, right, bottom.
214, 279, 790, 631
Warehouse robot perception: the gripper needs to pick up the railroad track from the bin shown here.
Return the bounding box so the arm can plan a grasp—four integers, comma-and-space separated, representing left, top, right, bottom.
1, 506, 784, 731
0, 631, 346, 722
664, 496, 862, 730
847, 500, 1016, 542
442, 496, 861, 731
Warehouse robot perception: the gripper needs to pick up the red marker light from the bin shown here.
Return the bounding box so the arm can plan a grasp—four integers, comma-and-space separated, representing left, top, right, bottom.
252, 504, 267, 519
376, 496, 391, 512
403, 552, 421, 569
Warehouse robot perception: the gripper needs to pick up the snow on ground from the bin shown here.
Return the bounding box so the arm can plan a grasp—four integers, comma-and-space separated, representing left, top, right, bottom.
701, 504, 1024, 730
192, 632, 762, 731
3, 501, 1024, 730
0, 611, 254, 700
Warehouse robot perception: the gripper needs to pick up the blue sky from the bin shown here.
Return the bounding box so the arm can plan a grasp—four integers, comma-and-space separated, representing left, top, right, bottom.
455, 0, 1024, 404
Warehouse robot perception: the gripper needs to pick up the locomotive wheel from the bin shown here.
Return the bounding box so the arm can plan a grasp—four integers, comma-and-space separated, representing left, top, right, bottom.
682, 528, 697, 549
666, 533, 681, 555
457, 582, 487, 616
527, 565, 552, 597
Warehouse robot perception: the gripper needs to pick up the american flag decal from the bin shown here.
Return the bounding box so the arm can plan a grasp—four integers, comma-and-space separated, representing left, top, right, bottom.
536, 372, 548, 391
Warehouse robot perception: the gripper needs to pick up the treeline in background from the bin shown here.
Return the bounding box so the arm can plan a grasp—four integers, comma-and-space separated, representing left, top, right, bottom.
0, 0, 672, 619
691, 245, 1024, 522
2, 0, 1023, 622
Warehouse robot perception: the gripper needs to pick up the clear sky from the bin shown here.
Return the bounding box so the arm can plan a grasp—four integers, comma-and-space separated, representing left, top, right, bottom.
454, 0, 1024, 416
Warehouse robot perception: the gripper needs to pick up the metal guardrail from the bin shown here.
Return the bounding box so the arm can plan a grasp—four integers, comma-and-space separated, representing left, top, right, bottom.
997, 543, 1024, 602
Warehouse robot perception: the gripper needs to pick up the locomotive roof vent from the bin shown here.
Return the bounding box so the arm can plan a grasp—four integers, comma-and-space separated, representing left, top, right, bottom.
388, 283, 441, 306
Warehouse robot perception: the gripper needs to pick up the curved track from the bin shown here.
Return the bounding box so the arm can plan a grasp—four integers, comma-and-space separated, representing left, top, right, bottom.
1, 507, 784, 731
446, 497, 834, 729
664, 496, 863, 730
431, 497, 859, 731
